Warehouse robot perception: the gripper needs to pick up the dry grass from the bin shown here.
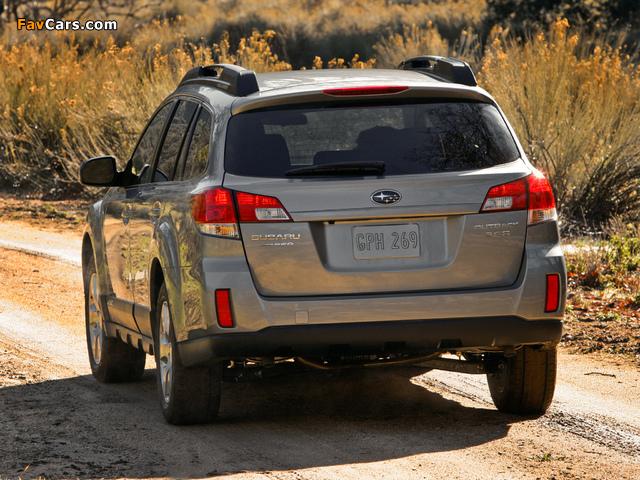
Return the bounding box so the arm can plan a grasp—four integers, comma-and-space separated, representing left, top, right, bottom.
0, 24, 290, 192
206, 0, 486, 68
0, 0, 486, 192
2, 2, 639, 228
373, 23, 483, 70
210, 0, 487, 37
0, 1, 488, 194
480, 20, 640, 225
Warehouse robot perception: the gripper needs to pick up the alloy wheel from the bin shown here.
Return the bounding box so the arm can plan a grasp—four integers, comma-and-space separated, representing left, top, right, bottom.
158, 301, 173, 404
87, 273, 104, 365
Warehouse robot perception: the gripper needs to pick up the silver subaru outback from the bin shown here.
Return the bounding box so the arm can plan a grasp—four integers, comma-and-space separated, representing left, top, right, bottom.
80, 56, 566, 424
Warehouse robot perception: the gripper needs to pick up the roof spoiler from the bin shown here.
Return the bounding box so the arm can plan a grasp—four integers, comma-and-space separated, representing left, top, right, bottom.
398, 56, 477, 87
179, 64, 260, 96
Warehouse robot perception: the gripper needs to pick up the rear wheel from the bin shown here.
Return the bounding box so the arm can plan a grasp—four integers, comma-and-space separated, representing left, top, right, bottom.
85, 257, 145, 383
486, 344, 557, 415
154, 283, 221, 425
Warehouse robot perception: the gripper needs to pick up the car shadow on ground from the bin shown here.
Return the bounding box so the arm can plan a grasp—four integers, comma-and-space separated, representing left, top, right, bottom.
0, 366, 523, 479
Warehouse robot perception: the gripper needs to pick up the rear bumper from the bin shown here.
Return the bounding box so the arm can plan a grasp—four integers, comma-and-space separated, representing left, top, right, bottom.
177, 316, 562, 367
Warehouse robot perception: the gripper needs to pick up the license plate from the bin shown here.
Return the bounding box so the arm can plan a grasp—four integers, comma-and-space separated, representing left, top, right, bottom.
353, 224, 420, 259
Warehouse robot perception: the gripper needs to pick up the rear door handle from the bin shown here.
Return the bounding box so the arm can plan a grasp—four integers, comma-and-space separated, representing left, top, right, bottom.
121, 206, 132, 225
149, 202, 162, 224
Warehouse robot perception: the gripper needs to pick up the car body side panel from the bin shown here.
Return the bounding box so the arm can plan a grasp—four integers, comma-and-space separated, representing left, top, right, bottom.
96, 188, 143, 334
144, 187, 191, 341
101, 189, 134, 302
172, 221, 261, 344
516, 221, 567, 315
84, 194, 140, 335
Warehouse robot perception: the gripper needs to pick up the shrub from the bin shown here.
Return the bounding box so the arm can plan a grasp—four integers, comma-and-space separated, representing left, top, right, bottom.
480, 20, 640, 226
208, 0, 487, 68
0, 27, 290, 194
373, 23, 482, 71
565, 217, 640, 291
484, 0, 640, 37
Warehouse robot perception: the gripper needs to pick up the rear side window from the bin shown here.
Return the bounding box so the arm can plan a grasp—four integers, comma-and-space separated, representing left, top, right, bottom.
224, 102, 520, 177
129, 102, 173, 185
154, 100, 198, 182
179, 108, 212, 181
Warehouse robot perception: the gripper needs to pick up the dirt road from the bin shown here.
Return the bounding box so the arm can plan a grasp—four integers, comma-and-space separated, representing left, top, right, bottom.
0, 220, 639, 480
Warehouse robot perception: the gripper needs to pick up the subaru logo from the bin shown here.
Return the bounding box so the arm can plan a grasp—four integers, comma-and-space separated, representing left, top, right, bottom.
371, 190, 401, 205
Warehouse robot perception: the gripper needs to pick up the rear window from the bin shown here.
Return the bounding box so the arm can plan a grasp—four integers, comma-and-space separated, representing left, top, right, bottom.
224, 102, 520, 177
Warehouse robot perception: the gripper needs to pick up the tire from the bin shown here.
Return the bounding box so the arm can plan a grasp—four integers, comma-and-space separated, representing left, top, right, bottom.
486, 344, 557, 415
85, 256, 146, 383
154, 283, 221, 425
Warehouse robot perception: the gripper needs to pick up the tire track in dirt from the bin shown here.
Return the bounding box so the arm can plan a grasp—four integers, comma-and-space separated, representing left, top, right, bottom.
417, 365, 640, 459
1, 221, 640, 479
0, 221, 82, 266
542, 411, 640, 457
0, 238, 81, 266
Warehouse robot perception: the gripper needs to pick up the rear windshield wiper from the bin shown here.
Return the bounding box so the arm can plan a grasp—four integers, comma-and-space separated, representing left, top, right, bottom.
285, 161, 385, 176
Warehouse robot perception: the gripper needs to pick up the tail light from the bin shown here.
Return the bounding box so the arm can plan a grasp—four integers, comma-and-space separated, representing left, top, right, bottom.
235, 192, 291, 222
527, 171, 557, 225
545, 274, 561, 312
480, 171, 557, 226
190, 187, 239, 237
480, 178, 527, 212
190, 187, 291, 237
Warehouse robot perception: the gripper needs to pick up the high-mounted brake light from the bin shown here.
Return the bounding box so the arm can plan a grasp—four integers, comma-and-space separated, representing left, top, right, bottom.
190, 188, 291, 237
480, 172, 557, 226
322, 86, 409, 96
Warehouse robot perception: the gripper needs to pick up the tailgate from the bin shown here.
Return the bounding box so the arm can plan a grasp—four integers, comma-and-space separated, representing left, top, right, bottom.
224, 167, 528, 297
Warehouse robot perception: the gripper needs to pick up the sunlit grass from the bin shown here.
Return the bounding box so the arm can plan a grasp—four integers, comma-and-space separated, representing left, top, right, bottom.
1, 2, 639, 227
480, 20, 640, 224
373, 23, 482, 71
0, 26, 290, 188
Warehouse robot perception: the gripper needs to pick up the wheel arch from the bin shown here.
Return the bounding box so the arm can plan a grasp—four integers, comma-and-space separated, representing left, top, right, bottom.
82, 200, 112, 297
149, 256, 189, 345
149, 258, 164, 337
82, 232, 95, 285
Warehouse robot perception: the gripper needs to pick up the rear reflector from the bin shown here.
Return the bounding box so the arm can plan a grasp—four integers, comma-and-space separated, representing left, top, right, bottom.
215, 289, 234, 328
545, 274, 560, 312
323, 86, 409, 96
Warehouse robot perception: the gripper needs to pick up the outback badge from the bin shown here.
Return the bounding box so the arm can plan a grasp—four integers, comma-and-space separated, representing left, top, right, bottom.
371, 189, 401, 205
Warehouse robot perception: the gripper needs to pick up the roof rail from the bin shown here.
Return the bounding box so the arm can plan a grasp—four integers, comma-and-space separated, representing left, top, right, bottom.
398, 56, 477, 87
179, 64, 260, 96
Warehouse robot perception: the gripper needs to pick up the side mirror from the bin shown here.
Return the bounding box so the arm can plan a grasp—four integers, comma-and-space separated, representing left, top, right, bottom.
80, 156, 120, 187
